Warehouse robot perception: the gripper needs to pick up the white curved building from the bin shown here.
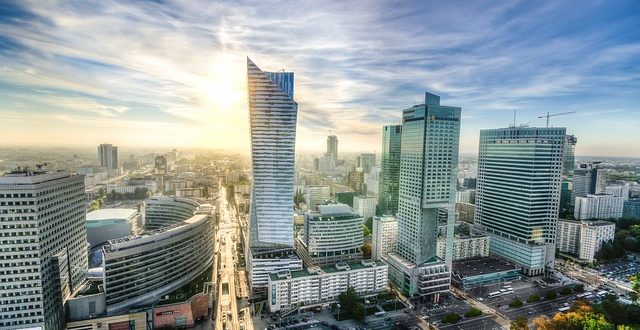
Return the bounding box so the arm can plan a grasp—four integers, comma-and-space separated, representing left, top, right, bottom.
102, 213, 214, 314
144, 196, 212, 230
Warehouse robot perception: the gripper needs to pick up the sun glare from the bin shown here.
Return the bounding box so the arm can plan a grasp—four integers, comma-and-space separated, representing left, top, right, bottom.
202, 57, 245, 114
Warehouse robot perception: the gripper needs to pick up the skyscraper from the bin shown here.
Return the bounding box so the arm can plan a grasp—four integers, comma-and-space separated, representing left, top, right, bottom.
474, 127, 565, 276
572, 163, 607, 207
246, 58, 302, 293
384, 92, 461, 299
327, 134, 338, 164
378, 125, 402, 216
97, 143, 118, 173
560, 135, 577, 215
0, 166, 87, 330
357, 153, 376, 174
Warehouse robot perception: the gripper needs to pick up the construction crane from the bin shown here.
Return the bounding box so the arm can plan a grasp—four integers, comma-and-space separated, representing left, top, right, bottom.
538, 111, 576, 127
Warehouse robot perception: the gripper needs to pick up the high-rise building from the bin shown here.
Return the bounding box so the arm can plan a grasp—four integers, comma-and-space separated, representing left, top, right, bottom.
246, 58, 302, 293
353, 195, 377, 220
384, 92, 460, 299
357, 153, 376, 174
574, 194, 624, 220
378, 125, 402, 216
557, 219, 582, 255
97, 143, 119, 173
327, 135, 338, 165
572, 163, 607, 207
474, 126, 565, 276
436, 235, 490, 261
305, 185, 331, 211
560, 135, 577, 214
347, 170, 366, 195
372, 216, 398, 260
557, 219, 615, 262
0, 167, 88, 330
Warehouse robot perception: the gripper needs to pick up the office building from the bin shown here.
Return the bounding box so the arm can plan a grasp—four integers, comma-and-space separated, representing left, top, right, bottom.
605, 184, 630, 200
623, 198, 640, 219
353, 195, 377, 220
327, 135, 338, 165
364, 166, 380, 196
296, 204, 363, 267
97, 144, 119, 174
247, 58, 301, 293
384, 92, 460, 299
451, 258, 521, 291
372, 216, 398, 260
436, 235, 490, 261
560, 135, 577, 214
267, 260, 388, 313
305, 185, 331, 211
144, 195, 212, 230
378, 125, 402, 216
572, 163, 607, 206
456, 202, 475, 223
574, 194, 624, 220
347, 170, 366, 195
86, 208, 141, 248
335, 191, 355, 207
456, 189, 476, 204
474, 126, 565, 276
357, 153, 376, 174
0, 168, 88, 330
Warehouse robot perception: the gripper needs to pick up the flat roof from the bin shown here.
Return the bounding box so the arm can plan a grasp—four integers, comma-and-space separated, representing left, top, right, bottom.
452, 258, 519, 278
87, 208, 138, 221
270, 260, 386, 281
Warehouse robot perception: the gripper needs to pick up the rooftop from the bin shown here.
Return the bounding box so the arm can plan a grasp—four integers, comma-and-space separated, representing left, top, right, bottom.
270, 259, 386, 281
452, 257, 519, 278
86, 208, 138, 222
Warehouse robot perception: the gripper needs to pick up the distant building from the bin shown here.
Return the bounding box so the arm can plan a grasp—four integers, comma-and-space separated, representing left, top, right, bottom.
176, 187, 205, 198
365, 166, 380, 196
560, 135, 577, 214
572, 163, 607, 207
474, 126, 565, 276
98, 143, 119, 174
353, 195, 377, 220
378, 124, 402, 216
357, 153, 376, 174
144, 196, 212, 230
327, 135, 338, 165
456, 189, 475, 204
456, 202, 475, 223
154, 155, 167, 175
372, 216, 398, 260
0, 169, 88, 330
574, 194, 624, 220
267, 260, 388, 313
347, 170, 366, 195
605, 184, 630, 201
305, 185, 331, 211
335, 191, 355, 207
296, 204, 363, 267
623, 198, 640, 218
436, 235, 490, 261
86, 208, 140, 247
556, 219, 616, 262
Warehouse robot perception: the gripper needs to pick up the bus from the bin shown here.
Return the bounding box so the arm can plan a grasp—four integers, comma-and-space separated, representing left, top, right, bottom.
488, 291, 502, 298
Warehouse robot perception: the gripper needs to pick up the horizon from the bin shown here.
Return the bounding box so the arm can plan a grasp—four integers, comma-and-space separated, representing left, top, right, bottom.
1, 1, 639, 157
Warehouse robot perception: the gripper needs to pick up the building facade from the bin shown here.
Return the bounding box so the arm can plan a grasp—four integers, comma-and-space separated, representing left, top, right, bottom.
97, 144, 119, 173
144, 196, 212, 230
456, 202, 475, 223
267, 260, 388, 312
572, 163, 607, 207
436, 235, 490, 261
385, 92, 460, 300
556, 219, 582, 255
574, 194, 624, 220
604, 184, 630, 200
560, 135, 577, 214
378, 125, 402, 216
623, 198, 640, 219
296, 204, 363, 267
353, 195, 377, 220
371, 216, 398, 260
327, 135, 338, 165
305, 185, 331, 211
579, 221, 616, 262
357, 153, 376, 174
474, 127, 565, 276
0, 169, 88, 330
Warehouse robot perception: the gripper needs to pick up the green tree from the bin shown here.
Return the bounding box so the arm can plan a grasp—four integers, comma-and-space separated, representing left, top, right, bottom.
630, 273, 640, 303
464, 308, 482, 318
353, 303, 366, 321
574, 284, 584, 293
442, 313, 461, 324
510, 316, 528, 330
509, 297, 523, 308
630, 225, 640, 237
527, 293, 541, 303
361, 243, 372, 259
561, 287, 573, 295
363, 225, 371, 237
545, 291, 557, 300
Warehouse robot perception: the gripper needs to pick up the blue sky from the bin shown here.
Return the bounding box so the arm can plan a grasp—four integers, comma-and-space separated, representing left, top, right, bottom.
0, 0, 639, 156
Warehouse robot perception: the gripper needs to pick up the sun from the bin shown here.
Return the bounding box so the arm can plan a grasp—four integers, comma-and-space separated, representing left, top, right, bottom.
201, 57, 245, 114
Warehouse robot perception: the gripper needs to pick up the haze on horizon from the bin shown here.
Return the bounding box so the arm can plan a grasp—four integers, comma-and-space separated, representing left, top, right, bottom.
1, 1, 639, 157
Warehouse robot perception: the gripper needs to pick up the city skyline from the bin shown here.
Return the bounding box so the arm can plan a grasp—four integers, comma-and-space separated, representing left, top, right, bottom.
1, 1, 639, 157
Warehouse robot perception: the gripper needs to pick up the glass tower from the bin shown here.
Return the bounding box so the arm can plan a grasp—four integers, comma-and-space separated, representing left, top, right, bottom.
378, 125, 402, 216
474, 127, 565, 276
247, 57, 297, 248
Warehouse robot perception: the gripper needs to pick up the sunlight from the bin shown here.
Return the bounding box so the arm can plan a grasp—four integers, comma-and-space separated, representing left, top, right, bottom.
201, 56, 245, 114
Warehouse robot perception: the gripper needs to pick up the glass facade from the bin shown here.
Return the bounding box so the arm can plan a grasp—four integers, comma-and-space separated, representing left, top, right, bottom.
378, 125, 402, 216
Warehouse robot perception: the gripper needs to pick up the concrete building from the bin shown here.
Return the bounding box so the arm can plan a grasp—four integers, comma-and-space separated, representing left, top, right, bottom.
556, 219, 615, 262
451, 258, 521, 291
574, 194, 624, 220
378, 125, 402, 216
353, 195, 377, 220
66, 312, 147, 330
455, 189, 476, 204
97, 144, 119, 175
305, 185, 331, 211
144, 195, 212, 230
456, 202, 475, 223
623, 198, 640, 219
85, 208, 140, 247
474, 126, 565, 276
296, 204, 363, 267
436, 235, 490, 261
580, 221, 616, 262
335, 191, 355, 208
0, 168, 88, 330
372, 216, 398, 260
364, 166, 380, 197
384, 92, 460, 300
572, 163, 607, 206
246, 58, 302, 293
347, 170, 366, 195
267, 260, 388, 312
605, 184, 630, 201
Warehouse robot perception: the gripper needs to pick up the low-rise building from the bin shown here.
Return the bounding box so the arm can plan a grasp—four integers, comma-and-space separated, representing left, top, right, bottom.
372, 216, 397, 260
451, 257, 521, 291
267, 260, 388, 312
248, 248, 303, 295
65, 312, 147, 330
86, 208, 141, 247
436, 235, 489, 261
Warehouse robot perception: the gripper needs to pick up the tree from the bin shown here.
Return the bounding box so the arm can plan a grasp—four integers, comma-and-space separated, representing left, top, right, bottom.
337, 287, 365, 321
363, 225, 371, 237
464, 308, 482, 318
630, 225, 640, 237
509, 297, 523, 308
361, 243, 372, 259
561, 287, 572, 295
527, 293, 541, 303
573, 284, 584, 293
630, 273, 640, 303
353, 303, 365, 321
545, 291, 557, 300
510, 316, 528, 330
442, 313, 461, 324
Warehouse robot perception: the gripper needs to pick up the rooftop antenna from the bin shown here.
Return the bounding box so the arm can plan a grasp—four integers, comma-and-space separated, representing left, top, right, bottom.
538, 111, 576, 127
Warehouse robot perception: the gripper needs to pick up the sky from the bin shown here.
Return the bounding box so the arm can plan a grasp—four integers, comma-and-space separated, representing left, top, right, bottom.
1, 1, 639, 157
